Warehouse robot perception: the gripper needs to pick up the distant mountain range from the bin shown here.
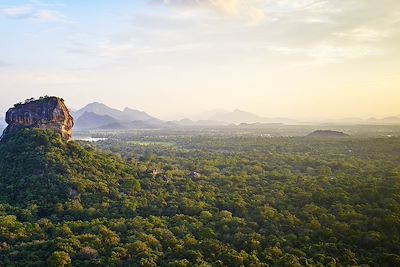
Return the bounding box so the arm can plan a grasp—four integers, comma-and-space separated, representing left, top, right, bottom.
72, 102, 157, 122
72, 102, 168, 130
175, 118, 232, 126
66, 103, 400, 130
1, 101, 400, 132
366, 116, 400, 124
72, 103, 301, 130
74, 112, 120, 130
320, 116, 400, 125
208, 109, 297, 124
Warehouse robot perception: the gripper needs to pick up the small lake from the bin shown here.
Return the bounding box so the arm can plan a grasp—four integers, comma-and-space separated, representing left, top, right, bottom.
73, 137, 108, 142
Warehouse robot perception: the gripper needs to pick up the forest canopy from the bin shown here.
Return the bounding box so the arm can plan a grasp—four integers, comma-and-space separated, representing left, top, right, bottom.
0, 129, 399, 266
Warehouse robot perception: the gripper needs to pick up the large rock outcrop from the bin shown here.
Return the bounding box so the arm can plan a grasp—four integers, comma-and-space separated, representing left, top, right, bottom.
0, 96, 74, 141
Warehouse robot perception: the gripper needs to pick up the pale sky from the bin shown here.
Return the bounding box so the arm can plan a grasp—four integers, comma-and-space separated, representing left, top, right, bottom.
0, 0, 399, 120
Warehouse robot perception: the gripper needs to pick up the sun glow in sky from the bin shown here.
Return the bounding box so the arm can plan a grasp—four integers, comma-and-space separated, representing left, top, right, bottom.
0, 0, 399, 120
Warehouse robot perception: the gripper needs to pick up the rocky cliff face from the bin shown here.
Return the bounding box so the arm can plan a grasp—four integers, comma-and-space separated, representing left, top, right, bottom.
0, 97, 74, 141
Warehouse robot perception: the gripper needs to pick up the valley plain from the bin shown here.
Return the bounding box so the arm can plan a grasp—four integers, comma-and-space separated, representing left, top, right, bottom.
1, 122, 399, 266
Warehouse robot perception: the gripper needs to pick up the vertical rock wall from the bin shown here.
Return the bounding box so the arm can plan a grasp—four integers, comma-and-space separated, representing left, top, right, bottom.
0, 97, 74, 141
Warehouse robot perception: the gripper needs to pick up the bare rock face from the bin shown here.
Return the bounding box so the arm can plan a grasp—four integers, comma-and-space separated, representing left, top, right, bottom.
0, 97, 74, 141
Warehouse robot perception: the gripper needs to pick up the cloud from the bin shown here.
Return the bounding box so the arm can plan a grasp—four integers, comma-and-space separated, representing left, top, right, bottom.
29, 0, 65, 8
306, 43, 383, 65
96, 38, 207, 59
265, 42, 383, 67
209, 0, 241, 16
334, 27, 389, 42
89, 0, 399, 69
247, 6, 266, 24
156, 0, 267, 23
0, 4, 65, 22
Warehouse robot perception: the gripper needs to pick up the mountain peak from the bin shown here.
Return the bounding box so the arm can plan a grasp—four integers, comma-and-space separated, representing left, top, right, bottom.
83, 102, 113, 110
73, 102, 160, 129
123, 107, 136, 112
209, 109, 262, 124
83, 102, 108, 108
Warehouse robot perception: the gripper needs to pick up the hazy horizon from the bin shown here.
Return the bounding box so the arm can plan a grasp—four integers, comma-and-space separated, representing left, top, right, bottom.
2, 98, 400, 123
1, 0, 399, 120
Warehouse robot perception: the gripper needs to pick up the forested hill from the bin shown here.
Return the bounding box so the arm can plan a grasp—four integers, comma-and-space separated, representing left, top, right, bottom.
0, 129, 400, 266
0, 129, 140, 217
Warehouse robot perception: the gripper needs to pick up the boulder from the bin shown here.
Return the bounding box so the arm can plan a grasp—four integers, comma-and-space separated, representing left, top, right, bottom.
189, 171, 201, 179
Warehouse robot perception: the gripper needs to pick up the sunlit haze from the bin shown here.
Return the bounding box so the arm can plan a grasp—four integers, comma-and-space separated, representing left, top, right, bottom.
0, 0, 399, 120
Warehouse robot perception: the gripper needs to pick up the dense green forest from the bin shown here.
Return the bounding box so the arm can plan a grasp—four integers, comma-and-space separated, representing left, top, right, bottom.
0, 129, 400, 266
